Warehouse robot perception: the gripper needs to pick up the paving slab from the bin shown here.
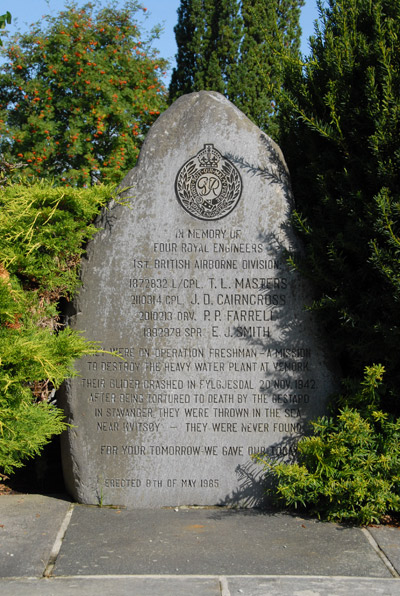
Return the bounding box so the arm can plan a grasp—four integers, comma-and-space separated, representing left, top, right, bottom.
368, 526, 400, 576
0, 494, 71, 578
0, 576, 220, 596
0, 575, 399, 596
54, 506, 391, 577
229, 575, 400, 595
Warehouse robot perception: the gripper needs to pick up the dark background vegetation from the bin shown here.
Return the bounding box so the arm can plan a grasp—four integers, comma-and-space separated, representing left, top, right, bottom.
1, 0, 400, 523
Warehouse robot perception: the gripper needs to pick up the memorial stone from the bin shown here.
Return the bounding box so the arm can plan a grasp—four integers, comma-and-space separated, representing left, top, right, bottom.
60, 91, 338, 508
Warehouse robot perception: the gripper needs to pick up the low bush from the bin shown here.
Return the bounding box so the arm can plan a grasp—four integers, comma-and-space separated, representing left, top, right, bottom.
0, 177, 113, 476
254, 365, 400, 525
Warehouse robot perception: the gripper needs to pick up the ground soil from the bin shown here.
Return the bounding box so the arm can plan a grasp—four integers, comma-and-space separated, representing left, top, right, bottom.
0, 436, 66, 496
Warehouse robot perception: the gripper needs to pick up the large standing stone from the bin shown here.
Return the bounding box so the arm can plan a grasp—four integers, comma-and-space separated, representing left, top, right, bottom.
60, 91, 337, 508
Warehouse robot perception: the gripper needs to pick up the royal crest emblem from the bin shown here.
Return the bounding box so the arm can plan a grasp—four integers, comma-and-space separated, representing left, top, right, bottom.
175, 144, 242, 220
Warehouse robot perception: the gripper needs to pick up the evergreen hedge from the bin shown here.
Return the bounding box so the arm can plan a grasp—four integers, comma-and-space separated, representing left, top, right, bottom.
0, 175, 113, 476
255, 0, 400, 525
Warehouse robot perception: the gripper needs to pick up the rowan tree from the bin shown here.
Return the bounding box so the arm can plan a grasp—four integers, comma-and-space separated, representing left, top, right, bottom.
0, 1, 168, 185
169, 0, 304, 135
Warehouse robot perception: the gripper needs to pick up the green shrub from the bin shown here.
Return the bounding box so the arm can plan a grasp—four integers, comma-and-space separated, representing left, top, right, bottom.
258, 0, 400, 526
0, 178, 113, 476
254, 365, 400, 525
278, 0, 400, 405
0, 178, 112, 298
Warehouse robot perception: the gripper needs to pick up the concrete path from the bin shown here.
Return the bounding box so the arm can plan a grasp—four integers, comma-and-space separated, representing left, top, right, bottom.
1, 494, 400, 595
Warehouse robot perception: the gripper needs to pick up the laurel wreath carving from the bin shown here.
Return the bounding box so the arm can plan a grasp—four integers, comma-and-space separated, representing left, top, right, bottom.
176, 159, 196, 206
175, 148, 242, 220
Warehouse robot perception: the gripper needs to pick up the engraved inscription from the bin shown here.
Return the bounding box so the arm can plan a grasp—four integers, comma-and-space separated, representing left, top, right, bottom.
61, 94, 336, 508
78, 224, 323, 495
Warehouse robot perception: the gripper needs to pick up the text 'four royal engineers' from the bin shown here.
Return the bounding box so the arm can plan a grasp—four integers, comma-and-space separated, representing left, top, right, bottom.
59, 92, 337, 507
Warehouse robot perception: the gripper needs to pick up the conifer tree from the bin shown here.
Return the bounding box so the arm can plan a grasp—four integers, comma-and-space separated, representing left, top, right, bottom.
0, 1, 167, 185
279, 0, 400, 404
230, 0, 303, 133
169, 0, 304, 134
170, 0, 242, 98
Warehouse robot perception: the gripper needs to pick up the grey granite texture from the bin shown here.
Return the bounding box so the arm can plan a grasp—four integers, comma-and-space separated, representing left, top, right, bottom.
59, 91, 339, 507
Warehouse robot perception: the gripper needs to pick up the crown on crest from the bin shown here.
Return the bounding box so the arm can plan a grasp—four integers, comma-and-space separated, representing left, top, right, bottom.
197, 144, 220, 168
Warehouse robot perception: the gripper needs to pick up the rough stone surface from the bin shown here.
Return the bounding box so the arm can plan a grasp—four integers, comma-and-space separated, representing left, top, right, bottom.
59, 91, 338, 508
0, 577, 221, 596
53, 507, 389, 578
368, 526, 400, 575
2, 577, 400, 596
0, 495, 71, 577
2, 495, 399, 594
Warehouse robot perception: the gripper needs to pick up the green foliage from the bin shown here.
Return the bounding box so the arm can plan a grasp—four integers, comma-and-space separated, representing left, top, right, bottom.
0, 323, 98, 475
0, 155, 25, 186
0, 178, 112, 298
254, 0, 400, 523
255, 366, 400, 525
0, 1, 167, 185
0, 178, 112, 475
228, 0, 304, 136
0, 11, 11, 46
0, 12, 11, 29
278, 0, 400, 404
169, 0, 304, 135
170, 0, 242, 98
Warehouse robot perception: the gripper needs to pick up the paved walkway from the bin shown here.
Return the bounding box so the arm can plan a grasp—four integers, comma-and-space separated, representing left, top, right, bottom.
1, 494, 400, 595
